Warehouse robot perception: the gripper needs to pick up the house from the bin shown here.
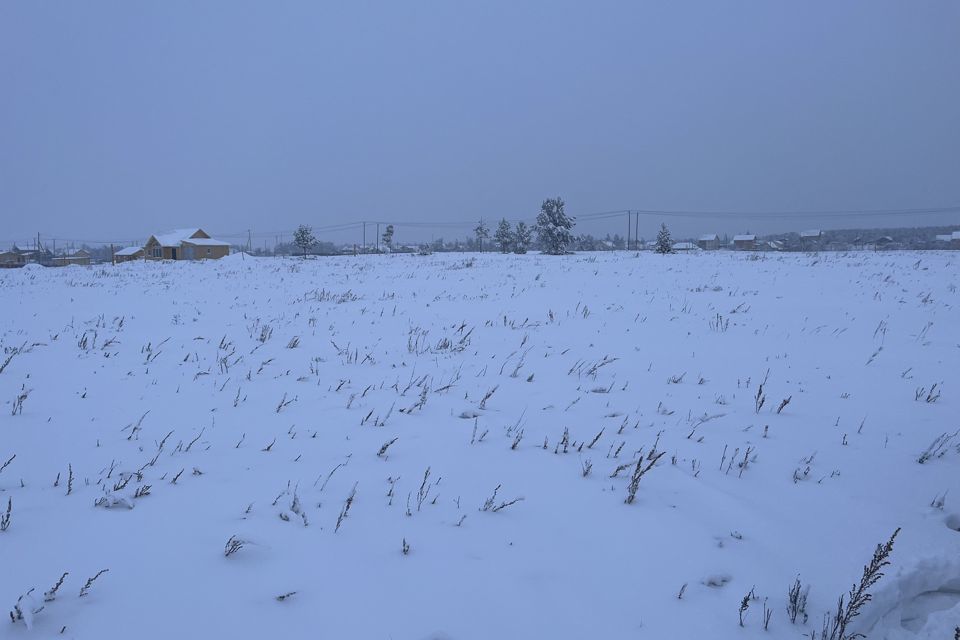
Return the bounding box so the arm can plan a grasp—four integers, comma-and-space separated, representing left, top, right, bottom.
875, 236, 895, 249
697, 234, 719, 250
800, 229, 822, 250
9, 246, 53, 265
143, 229, 230, 260
733, 234, 756, 251
672, 242, 699, 252
863, 236, 896, 251
0, 250, 25, 268
51, 250, 91, 267
114, 246, 145, 263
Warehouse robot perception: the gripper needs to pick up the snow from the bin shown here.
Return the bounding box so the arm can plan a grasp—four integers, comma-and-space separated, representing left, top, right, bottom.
150, 228, 204, 247
182, 238, 230, 247
114, 246, 143, 256
1, 251, 958, 639
733, 234, 756, 241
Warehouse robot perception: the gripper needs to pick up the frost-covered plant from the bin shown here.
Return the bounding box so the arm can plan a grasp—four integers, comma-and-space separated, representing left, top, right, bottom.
786, 577, 809, 624
335, 483, 357, 532
9, 589, 43, 628
78, 569, 109, 597
11, 385, 30, 416
479, 484, 523, 512
377, 437, 398, 458
44, 573, 68, 602
224, 535, 245, 557
0, 497, 11, 532
581, 458, 593, 477
815, 528, 899, 640
739, 586, 755, 626
917, 431, 958, 464
625, 452, 665, 504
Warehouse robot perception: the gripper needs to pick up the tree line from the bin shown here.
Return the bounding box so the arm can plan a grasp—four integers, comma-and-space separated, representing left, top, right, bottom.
292, 198, 685, 257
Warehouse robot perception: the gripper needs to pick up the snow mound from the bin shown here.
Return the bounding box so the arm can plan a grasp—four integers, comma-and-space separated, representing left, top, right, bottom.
856, 555, 960, 639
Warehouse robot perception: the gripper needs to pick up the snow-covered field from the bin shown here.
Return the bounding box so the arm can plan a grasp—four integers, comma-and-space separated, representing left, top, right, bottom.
1, 251, 958, 639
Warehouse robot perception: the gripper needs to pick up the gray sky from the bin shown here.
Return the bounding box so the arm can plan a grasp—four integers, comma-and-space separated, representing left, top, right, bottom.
2, 1, 959, 247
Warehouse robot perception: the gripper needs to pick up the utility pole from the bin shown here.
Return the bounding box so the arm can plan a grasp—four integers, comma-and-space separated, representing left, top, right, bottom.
626, 212, 631, 251
634, 213, 639, 251
247, 229, 251, 253
376, 223, 380, 253
363, 222, 367, 253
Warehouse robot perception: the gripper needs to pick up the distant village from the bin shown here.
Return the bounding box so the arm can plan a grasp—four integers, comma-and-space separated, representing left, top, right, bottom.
2, 224, 959, 268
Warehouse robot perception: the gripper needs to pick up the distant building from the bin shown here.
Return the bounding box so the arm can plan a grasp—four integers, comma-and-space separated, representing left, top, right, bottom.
51, 250, 91, 266
0, 250, 25, 268
865, 236, 896, 251
697, 234, 719, 250
952, 231, 960, 249
143, 229, 230, 260
733, 234, 756, 251
114, 246, 145, 263
7, 246, 53, 265
800, 229, 822, 250
672, 242, 699, 252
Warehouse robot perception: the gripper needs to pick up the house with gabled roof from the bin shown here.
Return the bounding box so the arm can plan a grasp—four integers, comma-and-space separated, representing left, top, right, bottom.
143, 229, 230, 260
733, 234, 756, 251
697, 234, 719, 250
114, 246, 145, 263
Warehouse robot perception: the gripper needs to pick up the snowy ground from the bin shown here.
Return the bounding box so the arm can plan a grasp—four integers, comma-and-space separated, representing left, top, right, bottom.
1, 251, 958, 639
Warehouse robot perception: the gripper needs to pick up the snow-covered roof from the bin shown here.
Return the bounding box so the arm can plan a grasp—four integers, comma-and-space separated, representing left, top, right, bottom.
800, 230, 822, 238
151, 229, 206, 247
698, 234, 718, 241
935, 234, 952, 242
953, 231, 960, 240
733, 234, 756, 241
150, 229, 228, 247
181, 237, 230, 247
672, 242, 698, 250
115, 246, 143, 256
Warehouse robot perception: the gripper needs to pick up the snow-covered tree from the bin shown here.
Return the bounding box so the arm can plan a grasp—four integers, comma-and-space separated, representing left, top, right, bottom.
293, 224, 316, 258
655, 223, 673, 254
535, 197, 575, 255
494, 218, 513, 253
513, 222, 532, 254
474, 220, 490, 253
381, 224, 394, 250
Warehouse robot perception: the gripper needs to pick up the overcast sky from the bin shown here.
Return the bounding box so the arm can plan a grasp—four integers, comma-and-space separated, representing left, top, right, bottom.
2, 1, 959, 247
